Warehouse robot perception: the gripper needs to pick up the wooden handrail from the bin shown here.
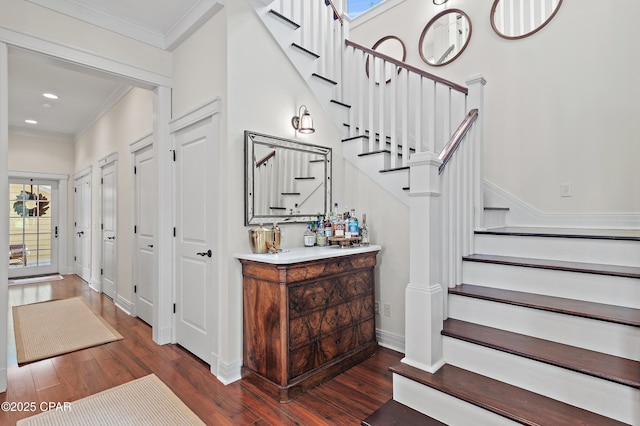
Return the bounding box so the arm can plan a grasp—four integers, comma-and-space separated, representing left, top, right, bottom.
256, 150, 276, 167
345, 39, 468, 95
325, 0, 344, 25
438, 109, 478, 173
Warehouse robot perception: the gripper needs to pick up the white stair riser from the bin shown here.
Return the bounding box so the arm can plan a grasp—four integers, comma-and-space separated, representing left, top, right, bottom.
342, 139, 409, 205
475, 234, 640, 267
482, 210, 508, 229
444, 338, 639, 424
448, 295, 640, 361
462, 261, 640, 309
393, 374, 518, 426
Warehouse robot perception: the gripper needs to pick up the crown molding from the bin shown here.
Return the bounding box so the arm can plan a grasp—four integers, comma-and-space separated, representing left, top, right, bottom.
27, 0, 165, 48
0, 26, 172, 88
9, 126, 74, 142
26, 0, 225, 51
165, 0, 226, 51
74, 85, 132, 141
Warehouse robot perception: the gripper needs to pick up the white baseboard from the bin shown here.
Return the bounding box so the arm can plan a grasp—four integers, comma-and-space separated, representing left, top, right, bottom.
115, 295, 133, 316
89, 279, 101, 293
484, 179, 640, 229
377, 328, 405, 354
216, 358, 242, 385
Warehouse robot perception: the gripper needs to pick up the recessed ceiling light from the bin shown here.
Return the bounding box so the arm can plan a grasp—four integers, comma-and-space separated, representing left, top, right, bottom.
25, 119, 38, 124
433, 0, 449, 4
42, 93, 59, 100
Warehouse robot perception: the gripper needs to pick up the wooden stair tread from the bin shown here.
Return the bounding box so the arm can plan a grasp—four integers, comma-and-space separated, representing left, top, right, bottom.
463, 254, 640, 279
291, 42, 319, 59
379, 166, 409, 173
449, 284, 640, 327
362, 399, 446, 426
476, 227, 640, 241
391, 363, 628, 426
268, 9, 300, 29
443, 319, 640, 388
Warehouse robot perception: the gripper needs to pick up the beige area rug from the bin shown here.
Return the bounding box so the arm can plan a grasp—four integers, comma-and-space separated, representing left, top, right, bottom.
17, 374, 205, 425
13, 297, 123, 364
8, 274, 64, 285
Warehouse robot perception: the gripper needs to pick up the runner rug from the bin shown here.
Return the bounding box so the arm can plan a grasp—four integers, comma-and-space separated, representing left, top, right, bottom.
12, 297, 123, 364
17, 374, 205, 425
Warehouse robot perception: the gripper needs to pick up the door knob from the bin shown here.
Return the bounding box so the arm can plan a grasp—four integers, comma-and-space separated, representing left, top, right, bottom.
77, 231, 84, 237
196, 249, 212, 257
147, 244, 154, 248
107, 236, 116, 240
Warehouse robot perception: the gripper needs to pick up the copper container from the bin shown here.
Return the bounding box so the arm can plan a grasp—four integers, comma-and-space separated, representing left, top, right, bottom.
248, 224, 274, 254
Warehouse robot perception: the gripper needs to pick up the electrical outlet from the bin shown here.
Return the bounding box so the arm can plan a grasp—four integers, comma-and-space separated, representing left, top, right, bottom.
560, 183, 572, 197
375, 301, 380, 315
383, 303, 391, 317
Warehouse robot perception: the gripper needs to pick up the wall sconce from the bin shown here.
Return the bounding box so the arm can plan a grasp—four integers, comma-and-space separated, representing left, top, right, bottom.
291, 105, 315, 134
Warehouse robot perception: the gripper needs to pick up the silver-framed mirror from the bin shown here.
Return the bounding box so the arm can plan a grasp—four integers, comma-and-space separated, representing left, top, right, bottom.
244, 131, 332, 225
490, 0, 563, 40
419, 9, 472, 67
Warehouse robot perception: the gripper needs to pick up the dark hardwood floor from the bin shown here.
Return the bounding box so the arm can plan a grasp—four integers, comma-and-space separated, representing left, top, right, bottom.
0, 275, 402, 425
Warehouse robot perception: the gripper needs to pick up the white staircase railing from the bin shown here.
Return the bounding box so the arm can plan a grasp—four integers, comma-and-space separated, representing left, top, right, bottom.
343, 40, 469, 168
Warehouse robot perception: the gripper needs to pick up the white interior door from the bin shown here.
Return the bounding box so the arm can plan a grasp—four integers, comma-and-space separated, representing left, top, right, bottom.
174, 114, 218, 365
133, 145, 155, 325
73, 172, 91, 283
101, 160, 117, 300
8, 179, 59, 278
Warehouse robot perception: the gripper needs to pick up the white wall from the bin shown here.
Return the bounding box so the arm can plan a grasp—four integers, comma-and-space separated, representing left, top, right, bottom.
74, 88, 154, 305
169, 0, 410, 374
349, 0, 640, 216
0, 0, 172, 78
8, 133, 75, 272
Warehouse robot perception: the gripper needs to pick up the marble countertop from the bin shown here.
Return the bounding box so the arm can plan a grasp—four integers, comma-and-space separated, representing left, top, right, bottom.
234, 244, 381, 265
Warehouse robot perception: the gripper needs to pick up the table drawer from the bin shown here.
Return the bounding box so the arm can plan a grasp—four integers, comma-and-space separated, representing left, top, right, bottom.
289, 318, 375, 378
289, 269, 373, 317
289, 296, 374, 349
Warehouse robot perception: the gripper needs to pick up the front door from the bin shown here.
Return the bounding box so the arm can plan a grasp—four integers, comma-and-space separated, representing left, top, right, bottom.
133, 145, 156, 325
9, 179, 58, 278
73, 171, 91, 283
101, 160, 117, 300
173, 114, 218, 364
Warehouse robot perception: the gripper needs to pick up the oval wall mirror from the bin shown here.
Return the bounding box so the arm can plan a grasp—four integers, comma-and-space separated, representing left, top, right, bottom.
419, 9, 472, 67
365, 35, 407, 84
491, 0, 563, 40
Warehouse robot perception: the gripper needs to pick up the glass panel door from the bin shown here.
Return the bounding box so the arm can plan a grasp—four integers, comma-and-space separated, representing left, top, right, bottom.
9, 180, 58, 278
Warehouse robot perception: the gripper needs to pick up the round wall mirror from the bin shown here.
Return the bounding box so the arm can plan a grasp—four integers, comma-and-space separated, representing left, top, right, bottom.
491, 0, 563, 40
365, 35, 407, 84
419, 9, 472, 67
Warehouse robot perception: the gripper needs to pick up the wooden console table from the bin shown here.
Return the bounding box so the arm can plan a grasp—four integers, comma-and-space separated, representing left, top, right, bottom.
235, 245, 380, 402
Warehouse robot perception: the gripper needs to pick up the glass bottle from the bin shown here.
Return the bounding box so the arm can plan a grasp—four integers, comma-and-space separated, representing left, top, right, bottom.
360, 214, 369, 245
324, 212, 333, 238
304, 225, 315, 247
348, 208, 359, 237
333, 214, 345, 238
272, 222, 281, 250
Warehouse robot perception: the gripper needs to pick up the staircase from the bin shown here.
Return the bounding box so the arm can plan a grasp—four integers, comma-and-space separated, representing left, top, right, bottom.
247, 1, 640, 424
387, 227, 640, 425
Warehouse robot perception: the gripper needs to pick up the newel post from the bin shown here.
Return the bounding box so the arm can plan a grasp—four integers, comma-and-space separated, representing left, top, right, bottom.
403, 151, 445, 373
